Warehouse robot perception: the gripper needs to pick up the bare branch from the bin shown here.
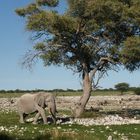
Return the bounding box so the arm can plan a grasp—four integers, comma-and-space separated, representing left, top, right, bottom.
21, 50, 42, 70
89, 58, 105, 81
89, 55, 116, 81
86, 35, 99, 41
92, 71, 106, 90
76, 19, 83, 34
31, 31, 49, 41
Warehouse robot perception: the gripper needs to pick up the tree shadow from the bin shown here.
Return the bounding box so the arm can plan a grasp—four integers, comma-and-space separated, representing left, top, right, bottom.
34, 134, 52, 140
47, 116, 72, 124
0, 133, 73, 140
84, 108, 140, 118
36, 116, 72, 125
35, 133, 73, 140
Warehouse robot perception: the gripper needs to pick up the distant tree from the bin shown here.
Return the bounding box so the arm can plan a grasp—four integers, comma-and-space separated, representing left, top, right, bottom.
133, 87, 140, 95
16, 0, 140, 117
115, 82, 130, 94
109, 88, 114, 91
15, 89, 21, 93
67, 88, 75, 92
0, 90, 6, 93
53, 89, 65, 92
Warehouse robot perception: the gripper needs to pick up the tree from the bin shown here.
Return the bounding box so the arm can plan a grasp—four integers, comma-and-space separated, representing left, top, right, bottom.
133, 87, 140, 95
115, 82, 129, 94
16, 0, 140, 117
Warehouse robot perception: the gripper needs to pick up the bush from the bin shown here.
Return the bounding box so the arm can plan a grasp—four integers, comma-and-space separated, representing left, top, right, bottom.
134, 88, 140, 95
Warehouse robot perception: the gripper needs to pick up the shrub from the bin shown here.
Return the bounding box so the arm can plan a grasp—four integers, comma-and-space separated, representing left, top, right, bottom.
134, 88, 140, 95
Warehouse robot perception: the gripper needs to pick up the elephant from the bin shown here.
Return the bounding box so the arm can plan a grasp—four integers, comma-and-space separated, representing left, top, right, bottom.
17, 92, 57, 124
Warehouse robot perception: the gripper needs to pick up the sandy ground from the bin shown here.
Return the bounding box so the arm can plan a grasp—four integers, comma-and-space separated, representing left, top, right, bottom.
0, 95, 140, 111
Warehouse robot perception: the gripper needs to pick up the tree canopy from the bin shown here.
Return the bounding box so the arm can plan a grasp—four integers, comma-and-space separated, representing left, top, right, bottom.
115, 82, 129, 94
16, 0, 140, 76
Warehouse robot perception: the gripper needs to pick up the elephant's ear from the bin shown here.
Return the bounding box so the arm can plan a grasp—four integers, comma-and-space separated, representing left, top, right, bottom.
44, 93, 52, 102
34, 93, 45, 107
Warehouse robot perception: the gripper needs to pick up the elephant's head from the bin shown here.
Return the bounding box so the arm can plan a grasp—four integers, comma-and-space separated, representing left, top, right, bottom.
44, 93, 57, 124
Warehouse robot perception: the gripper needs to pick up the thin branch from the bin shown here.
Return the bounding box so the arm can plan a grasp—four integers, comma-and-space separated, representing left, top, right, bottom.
86, 35, 99, 41
76, 19, 83, 34
89, 55, 116, 81
31, 31, 49, 41
21, 50, 42, 70
89, 58, 105, 81
92, 71, 106, 90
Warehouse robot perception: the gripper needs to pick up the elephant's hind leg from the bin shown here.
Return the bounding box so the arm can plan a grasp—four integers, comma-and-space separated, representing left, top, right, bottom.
19, 112, 25, 124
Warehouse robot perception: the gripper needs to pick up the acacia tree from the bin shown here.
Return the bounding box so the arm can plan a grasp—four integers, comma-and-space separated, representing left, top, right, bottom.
16, 0, 140, 117
115, 82, 129, 94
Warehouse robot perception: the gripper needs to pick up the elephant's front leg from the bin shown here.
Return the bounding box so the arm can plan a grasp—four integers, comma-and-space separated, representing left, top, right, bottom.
35, 105, 47, 124
33, 112, 40, 124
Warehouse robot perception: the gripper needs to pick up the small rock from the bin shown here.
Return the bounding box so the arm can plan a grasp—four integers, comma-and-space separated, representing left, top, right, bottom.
26, 118, 34, 122
107, 135, 113, 140
106, 126, 109, 129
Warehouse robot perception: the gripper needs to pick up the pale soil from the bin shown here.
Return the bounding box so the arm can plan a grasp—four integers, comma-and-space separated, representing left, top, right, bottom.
56, 95, 140, 111
0, 95, 140, 112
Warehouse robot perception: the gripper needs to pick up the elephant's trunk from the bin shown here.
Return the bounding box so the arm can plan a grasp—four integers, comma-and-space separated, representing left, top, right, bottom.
50, 107, 56, 124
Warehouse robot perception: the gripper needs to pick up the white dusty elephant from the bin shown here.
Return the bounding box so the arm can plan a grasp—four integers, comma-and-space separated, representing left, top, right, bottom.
17, 92, 57, 124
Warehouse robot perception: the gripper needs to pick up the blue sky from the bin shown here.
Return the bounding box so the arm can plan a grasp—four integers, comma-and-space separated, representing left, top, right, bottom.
0, 0, 140, 90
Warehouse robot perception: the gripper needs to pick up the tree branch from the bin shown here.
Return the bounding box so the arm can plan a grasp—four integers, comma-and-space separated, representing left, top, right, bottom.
86, 35, 99, 41
76, 19, 83, 34
89, 56, 113, 81
21, 50, 42, 70
92, 71, 106, 90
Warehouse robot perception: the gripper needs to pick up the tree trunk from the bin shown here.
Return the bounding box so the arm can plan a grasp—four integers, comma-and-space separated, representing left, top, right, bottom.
72, 59, 105, 117
73, 72, 92, 117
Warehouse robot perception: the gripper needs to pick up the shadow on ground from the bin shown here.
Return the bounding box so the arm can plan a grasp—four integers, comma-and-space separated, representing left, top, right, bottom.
0, 134, 14, 140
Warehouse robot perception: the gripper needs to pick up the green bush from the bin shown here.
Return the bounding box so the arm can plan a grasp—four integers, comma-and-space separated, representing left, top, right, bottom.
134, 88, 140, 95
